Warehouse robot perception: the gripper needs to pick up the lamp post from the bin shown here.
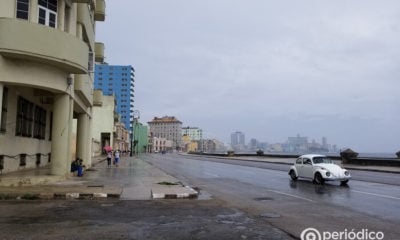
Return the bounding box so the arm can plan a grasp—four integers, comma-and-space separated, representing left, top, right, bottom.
131, 110, 140, 157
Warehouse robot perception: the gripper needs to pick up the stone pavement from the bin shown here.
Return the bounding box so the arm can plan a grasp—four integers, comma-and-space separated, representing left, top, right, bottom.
0, 155, 198, 200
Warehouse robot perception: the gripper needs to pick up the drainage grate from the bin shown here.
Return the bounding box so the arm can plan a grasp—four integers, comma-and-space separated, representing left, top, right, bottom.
87, 185, 104, 188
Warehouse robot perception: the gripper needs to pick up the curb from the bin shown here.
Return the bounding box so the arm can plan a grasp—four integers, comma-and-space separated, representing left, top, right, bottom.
151, 186, 199, 199
0, 192, 121, 200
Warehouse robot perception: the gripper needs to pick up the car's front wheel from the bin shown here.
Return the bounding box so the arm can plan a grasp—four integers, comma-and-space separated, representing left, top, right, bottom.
289, 170, 298, 181
314, 172, 325, 185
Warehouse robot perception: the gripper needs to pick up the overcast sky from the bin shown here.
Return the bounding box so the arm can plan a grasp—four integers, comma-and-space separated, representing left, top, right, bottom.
96, 0, 400, 153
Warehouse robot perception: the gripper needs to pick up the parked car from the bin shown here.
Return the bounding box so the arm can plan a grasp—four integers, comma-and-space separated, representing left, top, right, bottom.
288, 154, 351, 185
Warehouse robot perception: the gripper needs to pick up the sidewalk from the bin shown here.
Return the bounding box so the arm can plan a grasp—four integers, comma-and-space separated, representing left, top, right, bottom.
0, 155, 198, 200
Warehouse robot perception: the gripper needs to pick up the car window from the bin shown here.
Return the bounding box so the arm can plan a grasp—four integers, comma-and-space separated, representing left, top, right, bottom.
303, 158, 312, 165
296, 158, 302, 164
313, 157, 332, 164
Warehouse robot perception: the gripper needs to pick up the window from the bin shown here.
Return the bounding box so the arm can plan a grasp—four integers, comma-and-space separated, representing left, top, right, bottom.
303, 158, 312, 165
16, 97, 34, 137
1, 87, 8, 132
38, 0, 58, 28
16, 0, 30, 20
33, 106, 46, 139
88, 51, 94, 72
49, 112, 53, 140
16, 97, 47, 139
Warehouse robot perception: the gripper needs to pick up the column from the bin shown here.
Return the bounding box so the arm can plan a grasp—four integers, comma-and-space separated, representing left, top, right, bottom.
76, 113, 89, 165
51, 94, 71, 176
86, 115, 93, 167
0, 83, 3, 126
66, 97, 74, 170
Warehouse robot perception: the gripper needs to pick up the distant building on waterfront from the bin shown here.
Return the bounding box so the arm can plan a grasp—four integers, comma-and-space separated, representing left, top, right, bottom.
248, 138, 259, 151
148, 116, 183, 150
182, 126, 203, 141
151, 137, 173, 153
287, 134, 308, 152
94, 64, 135, 130
198, 139, 226, 153
231, 131, 245, 151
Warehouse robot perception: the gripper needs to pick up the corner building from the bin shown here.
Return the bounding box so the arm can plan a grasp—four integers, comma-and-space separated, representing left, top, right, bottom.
0, 0, 106, 175
148, 116, 182, 150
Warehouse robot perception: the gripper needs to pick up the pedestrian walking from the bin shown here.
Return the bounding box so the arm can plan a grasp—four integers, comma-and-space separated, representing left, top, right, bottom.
107, 151, 112, 167
114, 150, 120, 167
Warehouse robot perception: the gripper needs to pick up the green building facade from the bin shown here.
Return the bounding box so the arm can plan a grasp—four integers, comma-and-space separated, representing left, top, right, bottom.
133, 122, 148, 154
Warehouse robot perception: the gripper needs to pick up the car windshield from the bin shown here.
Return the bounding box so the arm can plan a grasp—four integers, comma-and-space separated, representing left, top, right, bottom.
313, 157, 333, 164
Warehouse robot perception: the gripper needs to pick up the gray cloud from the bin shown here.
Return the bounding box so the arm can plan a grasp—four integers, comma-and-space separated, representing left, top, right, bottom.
97, 0, 400, 152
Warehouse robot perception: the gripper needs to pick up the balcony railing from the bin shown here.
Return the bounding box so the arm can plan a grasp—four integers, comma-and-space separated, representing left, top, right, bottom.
74, 74, 93, 106
94, 0, 106, 21
77, 4, 95, 47
93, 90, 103, 106
95, 42, 104, 63
0, 18, 88, 74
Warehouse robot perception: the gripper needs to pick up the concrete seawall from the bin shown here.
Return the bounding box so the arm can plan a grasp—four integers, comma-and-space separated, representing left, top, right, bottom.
190, 152, 400, 167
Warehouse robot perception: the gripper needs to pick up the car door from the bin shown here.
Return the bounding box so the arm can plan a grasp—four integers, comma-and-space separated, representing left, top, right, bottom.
294, 158, 303, 175
300, 158, 314, 179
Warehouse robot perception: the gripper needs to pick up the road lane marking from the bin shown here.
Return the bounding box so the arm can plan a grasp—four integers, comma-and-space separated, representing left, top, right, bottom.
266, 190, 315, 202
351, 190, 400, 200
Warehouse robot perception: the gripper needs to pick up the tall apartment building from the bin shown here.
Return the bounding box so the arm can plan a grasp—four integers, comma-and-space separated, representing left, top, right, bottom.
0, 0, 106, 175
182, 126, 202, 141
94, 64, 135, 130
148, 116, 182, 149
231, 131, 245, 146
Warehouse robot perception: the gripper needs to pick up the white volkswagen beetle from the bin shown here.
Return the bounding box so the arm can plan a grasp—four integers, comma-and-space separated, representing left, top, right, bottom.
288, 154, 351, 185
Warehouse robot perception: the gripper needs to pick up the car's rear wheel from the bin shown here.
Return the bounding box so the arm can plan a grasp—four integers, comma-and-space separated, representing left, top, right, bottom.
289, 170, 298, 180
314, 172, 325, 185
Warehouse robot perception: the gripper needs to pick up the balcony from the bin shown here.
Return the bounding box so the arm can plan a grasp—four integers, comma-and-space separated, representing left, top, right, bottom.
77, 4, 95, 46
74, 74, 93, 106
93, 89, 103, 106
94, 0, 106, 21
0, 18, 88, 74
95, 42, 104, 63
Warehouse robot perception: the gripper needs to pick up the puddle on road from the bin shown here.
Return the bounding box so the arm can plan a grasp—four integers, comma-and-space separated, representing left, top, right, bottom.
100, 203, 114, 207
260, 212, 281, 218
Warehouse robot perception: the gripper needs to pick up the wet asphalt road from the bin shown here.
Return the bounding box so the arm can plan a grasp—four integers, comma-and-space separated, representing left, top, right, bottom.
0, 200, 292, 240
143, 153, 400, 239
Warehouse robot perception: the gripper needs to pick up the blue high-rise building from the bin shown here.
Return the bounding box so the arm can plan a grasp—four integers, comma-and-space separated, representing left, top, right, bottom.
94, 64, 135, 130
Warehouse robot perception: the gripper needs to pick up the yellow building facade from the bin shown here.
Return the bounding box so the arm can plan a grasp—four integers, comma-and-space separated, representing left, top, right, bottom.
0, 0, 106, 175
